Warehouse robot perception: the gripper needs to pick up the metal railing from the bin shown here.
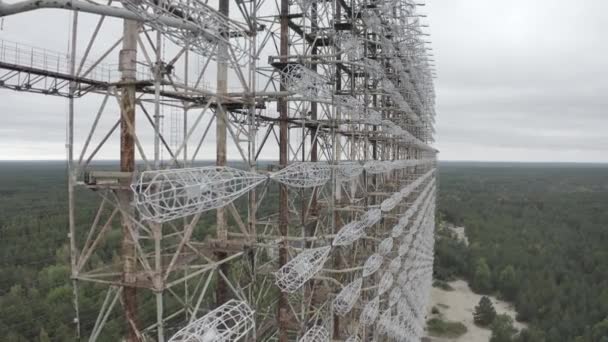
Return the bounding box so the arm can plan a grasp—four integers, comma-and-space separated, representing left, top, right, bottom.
0, 39, 152, 83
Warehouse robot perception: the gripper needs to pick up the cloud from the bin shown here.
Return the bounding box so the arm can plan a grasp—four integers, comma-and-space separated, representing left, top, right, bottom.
0, 0, 606, 162
426, 0, 608, 162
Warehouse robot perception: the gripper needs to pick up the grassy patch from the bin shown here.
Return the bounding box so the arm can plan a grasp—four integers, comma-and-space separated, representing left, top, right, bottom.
427, 318, 468, 338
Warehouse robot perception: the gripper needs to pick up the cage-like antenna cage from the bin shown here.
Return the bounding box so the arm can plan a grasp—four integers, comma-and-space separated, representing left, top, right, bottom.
379, 35, 396, 57
378, 237, 394, 256
392, 159, 414, 169
397, 292, 416, 319
333, 278, 363, 316
360, 296, 380, 325
378, 273, 394, 295
388, 256, 401, 274
400, 168, 435, 198
334, 95, 365, 120
298, 325, 330, 342
362, 253, 383, 277
364, 160, 392, 174
132, 166, 266, 222
168, 299, 255, 342
388, 286, 401, 307
381, 314, 418, 341
333, 220, 366, 246
381, 192, 403, 212
398, 238, 411, 257
363, 58, 385, 79
361, 209, 382, 228
401, 178, 436, 221
391, 215, 409, 238
280, 64, 332, 100
365, 109, 383, 126
377, 309, 393, 335
270, 162, 332, 188
338, 32, 364, 62
122, 0, 250, 63
335, 162, 364, 181
362, 10, 383, 34
275, 246, 331, 293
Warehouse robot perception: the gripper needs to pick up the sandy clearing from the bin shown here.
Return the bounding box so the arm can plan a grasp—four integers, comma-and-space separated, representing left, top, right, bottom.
446, 224, 469, 246
424, 280, 526, 342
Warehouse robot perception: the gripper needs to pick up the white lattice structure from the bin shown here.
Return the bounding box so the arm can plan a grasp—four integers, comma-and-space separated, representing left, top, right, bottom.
335, 162, 364, 180
293, 0, 314, 12
378, 237, 394, 256
281, 64, 332, 100
378, 273, 394, 295
381, 192, 404, 212
360, 296, 380, 325
345, 335, 361, 342
363, 58, 385, 79
133, 161, 359, 223
364, 160, 392, 174
168, 300, 254, 342
365, 109, 383, 126
362, 10, 383, 34
361, 209, 382, 228
333, 278, 363, 316
333, 220, 366, 246
392, 215, 409, 237
0, 0, 438, 338
398, 239, 411, 257
270, 162, 332, 188
275, 246, 331, 292
362, 253, 383, 277
132, 166, 266, 222
388, 256, 402, 274
298, 326, 330, 342
388, 287, 401, 307
339, 33, 364, 61
400, 168, 436, 198
122, 0, 250, 62
377, 310, 393, 335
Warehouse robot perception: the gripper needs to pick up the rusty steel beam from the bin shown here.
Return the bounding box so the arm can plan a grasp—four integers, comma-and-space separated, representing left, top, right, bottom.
278, 0, 289, 340
215, 0, 230, 307
119, 18, 140, 342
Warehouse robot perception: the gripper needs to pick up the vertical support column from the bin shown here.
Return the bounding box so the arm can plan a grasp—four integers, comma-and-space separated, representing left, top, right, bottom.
309, 2, 318, 166
309, 1, 319, 221
183, 46, 189, 166
247, 0, 258, 278
153, 31, 162, 168
67, 11, 81, 340
182, 46, 190, 323
215, 0, 230, 306
152, 32, 165, 341
332, 2, 341, 338
119, 18, 139, 342
154, 223, 164, 342
278, 0, 290, 340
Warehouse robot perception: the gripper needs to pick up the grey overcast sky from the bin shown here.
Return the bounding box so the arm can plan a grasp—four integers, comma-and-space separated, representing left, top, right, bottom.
0, 0, 607, 161
426, 0, 608, 162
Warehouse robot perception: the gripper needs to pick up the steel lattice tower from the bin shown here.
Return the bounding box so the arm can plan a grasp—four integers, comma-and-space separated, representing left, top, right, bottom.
0, 0, 437, 340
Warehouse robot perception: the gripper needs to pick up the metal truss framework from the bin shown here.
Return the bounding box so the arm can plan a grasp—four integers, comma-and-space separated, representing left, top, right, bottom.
0, 0, 438, 341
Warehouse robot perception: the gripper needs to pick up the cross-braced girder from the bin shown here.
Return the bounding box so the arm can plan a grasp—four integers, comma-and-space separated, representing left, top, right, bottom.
0, 0, 438, 340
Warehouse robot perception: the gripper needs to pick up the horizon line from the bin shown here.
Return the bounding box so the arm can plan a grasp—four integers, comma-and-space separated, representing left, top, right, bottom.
0, 159, 607, 165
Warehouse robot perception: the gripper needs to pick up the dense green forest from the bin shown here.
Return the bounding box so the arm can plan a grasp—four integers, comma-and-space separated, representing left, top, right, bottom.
1, 161, 608, 341
435, 162, 608, 342
0, 161, 279, 341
